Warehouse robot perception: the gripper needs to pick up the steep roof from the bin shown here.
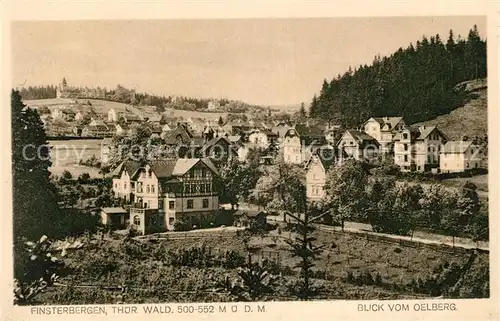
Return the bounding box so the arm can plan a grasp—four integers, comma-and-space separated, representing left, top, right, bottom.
163, 124, 195, 145
111, 160, 142, 178
294, 124, 324, 137
149, 159, 178, 178
442, 141, 474, 154
345, 130, 379, 144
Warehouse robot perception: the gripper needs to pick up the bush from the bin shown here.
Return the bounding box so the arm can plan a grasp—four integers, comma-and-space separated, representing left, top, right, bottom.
173, 219, 192, 231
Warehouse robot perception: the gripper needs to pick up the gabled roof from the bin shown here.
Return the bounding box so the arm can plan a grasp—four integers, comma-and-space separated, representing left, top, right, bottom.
111, 160, 142, 178
365, 116, 404, 130
305, 149, 336, 172
341, 130, 379, 148
441, 141, 474, 154
163, 124, 195, 145
294, 124, 324, 137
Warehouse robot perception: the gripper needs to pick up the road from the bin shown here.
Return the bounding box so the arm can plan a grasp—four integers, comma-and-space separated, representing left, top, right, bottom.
235, 203, 489, 251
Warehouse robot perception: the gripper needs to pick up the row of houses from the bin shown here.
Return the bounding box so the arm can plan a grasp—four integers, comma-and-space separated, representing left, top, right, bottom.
301, 117, 484, 203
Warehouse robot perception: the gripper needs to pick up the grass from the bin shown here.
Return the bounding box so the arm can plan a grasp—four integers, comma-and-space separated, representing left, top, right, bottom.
414, 88, 487, 140
48, 140, 103, 178
32, 227, 489, 304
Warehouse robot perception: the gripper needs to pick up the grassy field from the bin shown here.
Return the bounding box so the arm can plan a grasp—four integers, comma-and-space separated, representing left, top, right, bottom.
162, 108, 228, 121
34, 227, 489, 304
414, 88, 487, 140
48, 139, 103, 178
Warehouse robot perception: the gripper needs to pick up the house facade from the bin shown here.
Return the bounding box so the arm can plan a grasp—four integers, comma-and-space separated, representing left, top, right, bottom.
337, 130, 379, 161
111, 158, 220, 233
283, 124, 327, 164
393, 125, 448, 172
363, 117, 406, 153
440, 141, 482, 173
248, 129, 278, 149
304, 150, 335, 203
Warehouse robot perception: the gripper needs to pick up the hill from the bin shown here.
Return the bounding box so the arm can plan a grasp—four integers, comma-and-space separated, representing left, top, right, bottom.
414, 82, 487, 140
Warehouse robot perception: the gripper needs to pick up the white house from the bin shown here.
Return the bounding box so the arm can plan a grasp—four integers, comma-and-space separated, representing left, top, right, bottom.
304, 147, 336, 203
248, 129, 278, 149
393, 125, 447, 172
440, 140, 482, 173
337, 130, 379, 161
363, 116, 406, 153
111, 158, 220, 233
283, 124, 327, 164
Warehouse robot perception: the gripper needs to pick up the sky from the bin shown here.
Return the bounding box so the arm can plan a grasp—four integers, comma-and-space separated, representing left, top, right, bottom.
11, 17, 486, 107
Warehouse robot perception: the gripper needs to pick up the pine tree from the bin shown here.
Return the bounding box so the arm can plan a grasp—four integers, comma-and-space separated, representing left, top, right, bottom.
299, 102, 307, 119
11, 90, 61, 242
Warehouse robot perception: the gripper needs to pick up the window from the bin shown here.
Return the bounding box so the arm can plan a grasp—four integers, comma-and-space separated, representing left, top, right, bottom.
159, 200, 164, 209
124, 182, 127, 190
114, 183, 118, 189
187, 200, 194, 209
466, 162, 470, 168
403, 144, 408, 151
201, 168, 207, 177
148, 170, 152, 178
169, 218, 175, 225
403, 133, 408, 140
146, 185, 150, 193
475, 163, 478, 168
202, 199, 209, 208
206, 183, 211, 193
200, 184, 206, 193
147, 200, 152, 208
169, 201, 175, 209
404, 155, 408, 162
151, 185, 155, 194
133, 215, 140, 226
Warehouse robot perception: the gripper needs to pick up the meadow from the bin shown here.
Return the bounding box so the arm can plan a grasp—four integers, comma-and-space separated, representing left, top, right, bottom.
48, 139, 103, 178
35, 227, 489, 304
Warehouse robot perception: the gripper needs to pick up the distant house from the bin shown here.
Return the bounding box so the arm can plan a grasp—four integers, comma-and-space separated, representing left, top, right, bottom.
199, 136, 237, 161
108, 109, 124, 122
248, 129, 279, 149
227, 135, 242, 146
82, 121, 113, 138
440, 140, 482, 173
272, 122, 293, 143
304, 148, 336, 203
163, 123, 196, 146
393, 125, 447, 172
100, 207, 127, 229
337, 130, 380, 162
363, 117, 406, 153
283, 124, 327, 164
52, 108, 76, 122
207, 100, 220, 111
75, 111, 85, 122
237, 145, 250, 162
120, 114, 143, 124
115, 123, 130, 136
100, 138, 113, 165
147, 114, 162, 125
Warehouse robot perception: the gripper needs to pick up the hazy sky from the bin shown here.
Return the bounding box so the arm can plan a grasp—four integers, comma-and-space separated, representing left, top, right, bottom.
11, 17, 486, 106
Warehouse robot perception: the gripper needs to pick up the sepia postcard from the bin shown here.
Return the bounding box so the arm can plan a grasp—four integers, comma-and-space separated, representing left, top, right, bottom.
1, 1, 499, 321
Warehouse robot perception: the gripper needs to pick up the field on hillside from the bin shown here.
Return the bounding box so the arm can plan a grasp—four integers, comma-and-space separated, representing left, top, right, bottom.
33, 228, 489, 304
48, 139, 103, 178
414, 88, 487, 140
163, 108, 228, 121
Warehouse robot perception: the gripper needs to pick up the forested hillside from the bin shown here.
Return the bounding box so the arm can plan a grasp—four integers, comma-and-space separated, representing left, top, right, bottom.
309, 25, 486, 127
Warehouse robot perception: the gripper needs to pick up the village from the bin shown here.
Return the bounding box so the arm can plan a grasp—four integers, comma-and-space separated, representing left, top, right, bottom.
11, 19, 490, 305
27, 78, 486, 236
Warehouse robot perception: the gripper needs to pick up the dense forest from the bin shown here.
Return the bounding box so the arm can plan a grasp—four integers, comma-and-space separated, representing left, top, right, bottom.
18, 85, 57, 100
309, 25, 487, 127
